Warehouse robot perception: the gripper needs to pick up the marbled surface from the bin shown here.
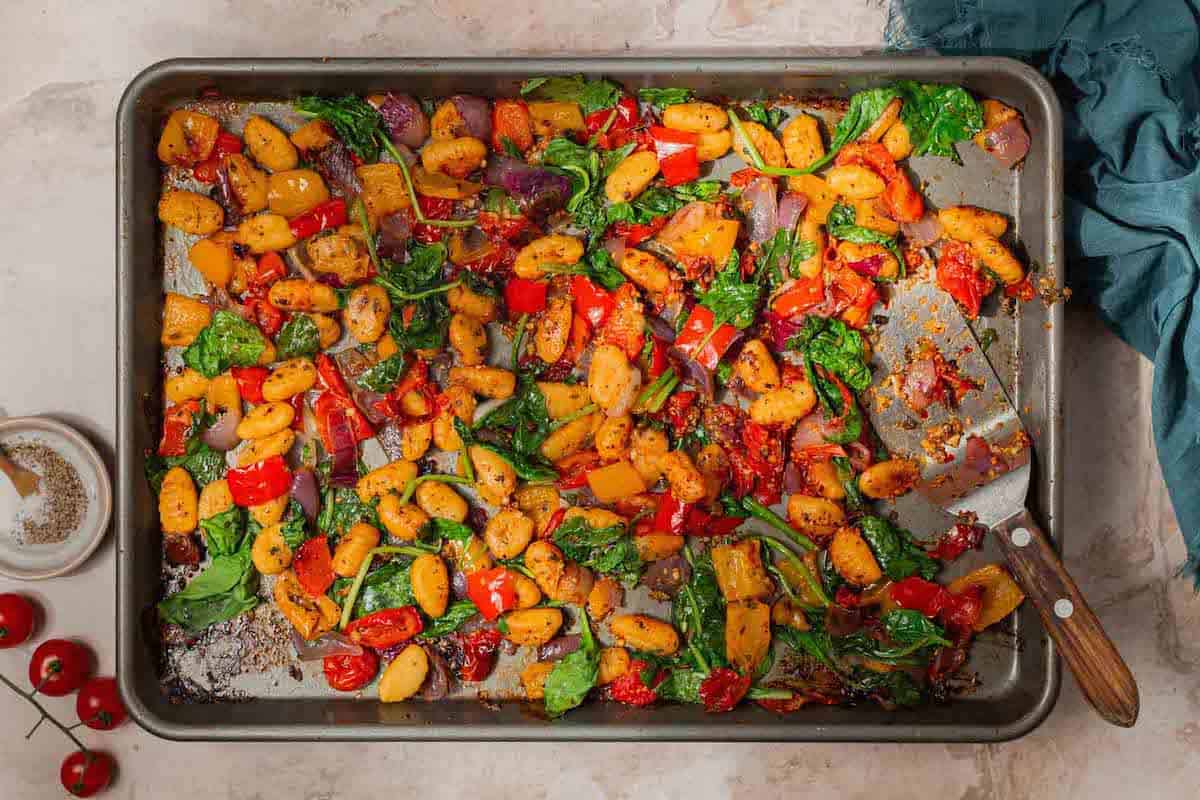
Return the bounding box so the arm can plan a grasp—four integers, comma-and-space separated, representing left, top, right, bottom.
0, 1, 1195, 797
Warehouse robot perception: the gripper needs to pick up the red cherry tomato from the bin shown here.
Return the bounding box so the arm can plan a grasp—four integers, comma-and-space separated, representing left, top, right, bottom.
343, 606, 424, 649
0, 593, 36, 648
28, 639, 91, 696
323, 649, 380, 692
292, 536, 336, 597
60, 750, 113, 798
75, 677, 128, 730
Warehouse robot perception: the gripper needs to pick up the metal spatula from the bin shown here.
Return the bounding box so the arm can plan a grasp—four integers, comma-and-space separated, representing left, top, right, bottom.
863, 276, 1139, 727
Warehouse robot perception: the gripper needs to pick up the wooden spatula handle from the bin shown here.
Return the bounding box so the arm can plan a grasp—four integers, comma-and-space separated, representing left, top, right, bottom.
994, 508, 1138, 727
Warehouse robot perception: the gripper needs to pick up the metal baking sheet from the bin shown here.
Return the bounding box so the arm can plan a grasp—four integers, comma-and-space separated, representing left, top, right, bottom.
116, 57, 1063, 741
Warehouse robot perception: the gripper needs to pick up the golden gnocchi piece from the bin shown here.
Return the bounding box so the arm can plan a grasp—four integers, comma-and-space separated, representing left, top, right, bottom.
514, 234, 584, 280
711, 540, 774, 602
657, 450, 706, 504
415, 480, 469, 522
503, 608, 563, 647
449, 366, 517, 399
158, 190, 224, 235
748, 382, 817, 426
249, 494, 289, 527
858, 97, 902, 144
165, 368, 210, 404
604, 150, 660, 204
157, 109, 219, 166
938, 206, 1008, 241
597, 646, 631, 685
307, 233, 370, 285
725, 599, 771, 674
266, 169, 328, 217
629, 426, 670, 485
588, 344, 637, 412
534, 296, 571, 364
634, 533, 684, 563
236, 428, 295, 467
806, 459, 846, 501
451, 311, 489, 365
609, 614, 680, 656
261, 358, 317, 402
344, 284, 392, 345
331, 522, 381, 578
357, 461, 419, 503
243, 115, 298, 172
447, 282, 499, 322
236, 213, 297, 254
268, 279, 340, 313
307, 313, 342, 349
696, 129, 733, 162
470, 445, 517, 506
187, 233, 236, 288
483, 508, 535, 559
251, 523, 293, 575
594, 414, 633, 461
618, 249, 671, 293
527, 101, 585, 136
587, 576, 624, 621
377, 495, 430, 542
540, 412, 602, 462
786, 495, 846, 540
781, 113, 825, 170
400, 421, 433, 462
158, 467, 198, 535
662, 102, 728, 133
882, 119, 913, 160
514, 485, 561, 535
826, 164, 886, 200
410, 553, 450, 618
537, 382, 592, 419
197, 479, 234, 520
858, 458, 921, 499
432, 384, 476, 452
732, 120, 786, 168
235, 401, 294, 440
732, 339, 780, 393
226, 154, 269, 213
830, 526, 883, 587
420, 136, 487, 179
378, 644, 428, 702
970, 235, 1025, 285
521, 661, 555, 700
786, 174, 837, 224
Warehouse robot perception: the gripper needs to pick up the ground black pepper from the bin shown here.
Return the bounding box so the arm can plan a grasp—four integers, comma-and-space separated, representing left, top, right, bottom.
3, 439, 87, 545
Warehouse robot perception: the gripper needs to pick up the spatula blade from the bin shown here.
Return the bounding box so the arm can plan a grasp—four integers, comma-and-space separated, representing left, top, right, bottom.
861, 275, 1031, 529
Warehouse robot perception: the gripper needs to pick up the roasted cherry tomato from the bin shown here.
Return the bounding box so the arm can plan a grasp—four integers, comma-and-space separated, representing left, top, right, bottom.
323, 648, 381, 692
293, 536, 336, 597
456, 627, 503, 682
28, 639, 91, 696
698, 667, 751, 713
157, 399, 199, 458
0, 593, 36, 648
608, 659, 660, 706
75, 677, 128, 730
929, 522, 986, 561
344, 606, 424, 648
60, 751, 113, 798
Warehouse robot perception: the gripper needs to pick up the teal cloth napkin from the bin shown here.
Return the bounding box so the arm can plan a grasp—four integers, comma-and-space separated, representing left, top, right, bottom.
887, 0, 1200, 581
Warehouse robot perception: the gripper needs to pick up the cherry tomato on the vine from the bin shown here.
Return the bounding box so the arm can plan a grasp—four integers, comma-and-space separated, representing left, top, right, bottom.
60, 750, 113, 798
28, 639, 91, 696
76, 677, 128, 730
0, 593, 36, 648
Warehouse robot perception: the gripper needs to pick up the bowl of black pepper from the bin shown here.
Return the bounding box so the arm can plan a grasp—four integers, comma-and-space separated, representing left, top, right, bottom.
0, 417, 112, 580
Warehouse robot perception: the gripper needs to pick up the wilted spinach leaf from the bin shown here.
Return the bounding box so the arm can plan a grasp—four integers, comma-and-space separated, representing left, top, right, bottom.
552, 516, 641, 584
295, 95, 384, 161
859, 515, 939, 581
276, 314, 321, 360
182, 310, 267, 378
543, 611, 600, 716
893, 81, 984, 162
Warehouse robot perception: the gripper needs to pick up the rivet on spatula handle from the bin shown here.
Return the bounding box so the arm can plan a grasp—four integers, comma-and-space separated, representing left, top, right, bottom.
994, 509, 1139, 727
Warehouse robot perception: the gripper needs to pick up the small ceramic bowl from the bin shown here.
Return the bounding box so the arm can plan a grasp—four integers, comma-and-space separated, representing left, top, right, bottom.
0, 416, 112, 580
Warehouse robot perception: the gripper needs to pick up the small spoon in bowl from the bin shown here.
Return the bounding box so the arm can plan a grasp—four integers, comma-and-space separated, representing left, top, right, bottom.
0, 453, 39, 497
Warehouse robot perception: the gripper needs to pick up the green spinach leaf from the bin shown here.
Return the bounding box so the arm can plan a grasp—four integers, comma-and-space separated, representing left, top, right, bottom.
804, 87, 899, 173
825, 202, 904, 271
295, 95, 384, 161
697, 250, 761, 329
655, 667, 705, 704
276, 314, 321, 360
638, 87, 693, 110
521, 75, 623, 115
858, 515, 939, 581
552, 516, 641, 585
317, 487, 380, 540
158, 533, 258, 632
893, 81, 983, 162
199, 507, 247, 557
356, 354, 409, 393
831, 456, 867, 513
330, 559, 414, 619
418, 599, 479, 638
182, 310, 267, 378
671, 548, 726, 670
543, 611, 600, 716
744, 101, 786, 131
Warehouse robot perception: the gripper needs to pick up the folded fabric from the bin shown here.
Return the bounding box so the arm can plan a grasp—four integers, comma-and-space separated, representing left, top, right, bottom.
886, 0, 1200, 582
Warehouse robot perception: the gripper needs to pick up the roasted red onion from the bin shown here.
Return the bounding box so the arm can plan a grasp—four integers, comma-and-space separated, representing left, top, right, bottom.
450, 95, 492, 141
213, 162, 243, 226
667, 346, 714, 397
290, 630, 363, 661
314, 140, 363, 198
847, 441, 874, 473
377, 211, 413, 261
537, 634, 582, 662
419, 647, 452, 700
290, 468, 320, 522
658, 201, 714, 245
451, 570, 470, 599
602, 236, 626, 265
900, 212, 944, 247
484, 157, 571, 213
902, 357, 938, 413
742, 176, 779, 244
982, 118, 1031, 169
763, 309, 808, 352
326, 410, 359, 488
846, 254, 885, 278
375, 422, 407, 463
965, 435, 1000, 474
202, 406, 242, 452
776, 191, 808, 234
791, 412, 826, 451
164, 535, 201, 566
782, 461, 805, 494
645, 315, 677, 344
640, 555, 692, 597
379, 93, 430, 148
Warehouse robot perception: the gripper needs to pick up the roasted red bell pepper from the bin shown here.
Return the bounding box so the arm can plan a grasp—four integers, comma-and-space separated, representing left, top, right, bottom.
645, 336, 669, 380
555, 450, 602, 490
249, 251, 287, 287
929, 522, 986, 561
610, 215, 668, 246
467, 567, 518, 621
585, 96, 640, 150
698, 667, 752, 713
231, 366, 269, 404
288, 392, 306, 431
412, 196, 454, 244
456, 628, 503, 682
315, 353, 350, 398
344, 606, 425, 648
936, 240, 994, 320
477, 209, 530, 242
192, 130, 244, 184
649, 126, 699, 186
652, 492, 691, 536
288, 198, 348, 240
674, 306, 738, 371
890, 577, 950, 617
772, 273, 826, 317
505, 277, 549, 314
829, 268, 881, 330
684, 507, 744, 537
314, 392, 374, 449
241, 285, 285, 338
541, 506, 568, 539
729, 167, 767, 188
157, 400, 200, 457
572, 275, 615, 329
940, 586, 984, 635
226, 454, 292, 507
491, 98, 534, 154
608, 659, 661, 706
835, 586, 861, 608
293, 536, 336, 597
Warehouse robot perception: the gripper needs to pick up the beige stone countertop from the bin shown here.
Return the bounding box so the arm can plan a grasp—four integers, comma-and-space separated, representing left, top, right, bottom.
0, 1, 1195, 797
